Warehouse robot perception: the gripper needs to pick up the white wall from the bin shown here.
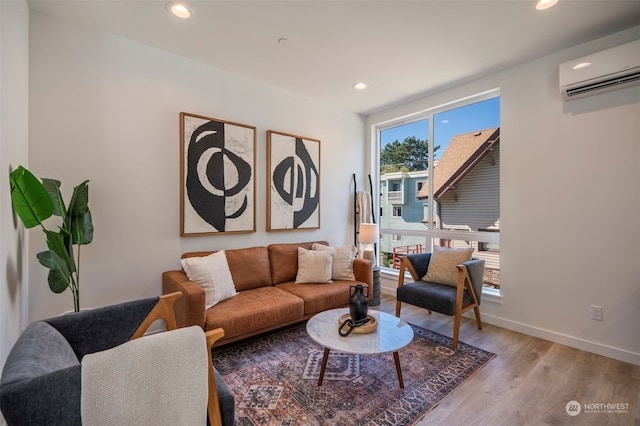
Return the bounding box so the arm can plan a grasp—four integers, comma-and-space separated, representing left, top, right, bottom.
370, 26, 640, 364
28, 11, 365, 320
0, 0, 29, 378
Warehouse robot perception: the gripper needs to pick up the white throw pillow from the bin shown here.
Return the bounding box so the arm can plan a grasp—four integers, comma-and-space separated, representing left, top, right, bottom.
295, 247, 333, 284
181, 251, 237, 308
423, 246, 474, 287
312, 243, 357, 281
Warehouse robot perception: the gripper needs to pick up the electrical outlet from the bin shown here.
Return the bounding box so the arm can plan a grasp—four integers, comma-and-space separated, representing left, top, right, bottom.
590, 305, 603, 321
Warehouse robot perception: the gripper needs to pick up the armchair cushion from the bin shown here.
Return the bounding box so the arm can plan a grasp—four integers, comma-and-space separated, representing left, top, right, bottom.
397, 281, 472, 316
423, 246, 474, 286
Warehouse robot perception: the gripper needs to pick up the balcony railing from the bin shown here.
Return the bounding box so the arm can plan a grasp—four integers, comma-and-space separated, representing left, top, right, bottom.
387, 190, 403, 203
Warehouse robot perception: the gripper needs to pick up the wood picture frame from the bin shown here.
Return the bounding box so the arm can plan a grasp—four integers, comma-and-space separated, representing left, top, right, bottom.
180, 112, 256, 236
267, 130, 320, 231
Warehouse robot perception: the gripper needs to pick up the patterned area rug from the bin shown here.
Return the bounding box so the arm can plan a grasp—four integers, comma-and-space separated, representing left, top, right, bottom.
213, 322, 495, 426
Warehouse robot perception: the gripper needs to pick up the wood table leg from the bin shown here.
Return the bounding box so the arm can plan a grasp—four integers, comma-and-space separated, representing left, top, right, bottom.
318, 348, 330, 386
393, 351, 404, 388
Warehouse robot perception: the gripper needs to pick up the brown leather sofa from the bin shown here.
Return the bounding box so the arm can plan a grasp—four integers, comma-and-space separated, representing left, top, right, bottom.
162, 241, 373, 346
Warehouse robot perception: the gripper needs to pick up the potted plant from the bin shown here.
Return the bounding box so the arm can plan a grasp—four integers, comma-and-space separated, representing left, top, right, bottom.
9, 165, 94, 312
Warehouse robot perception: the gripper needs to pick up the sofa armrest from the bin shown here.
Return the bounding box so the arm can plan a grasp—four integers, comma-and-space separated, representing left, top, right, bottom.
352, 258, 374, 296
162, 270, 206, 329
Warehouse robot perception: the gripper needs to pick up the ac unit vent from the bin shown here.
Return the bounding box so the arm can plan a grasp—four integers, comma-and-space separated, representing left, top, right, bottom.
565, 70, 640, 98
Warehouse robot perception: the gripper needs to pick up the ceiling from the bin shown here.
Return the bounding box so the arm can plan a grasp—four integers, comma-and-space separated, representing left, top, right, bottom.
27, 1, 640, 115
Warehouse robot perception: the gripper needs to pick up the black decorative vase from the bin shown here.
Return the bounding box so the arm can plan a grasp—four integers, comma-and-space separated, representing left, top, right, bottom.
349, 285, 369, 322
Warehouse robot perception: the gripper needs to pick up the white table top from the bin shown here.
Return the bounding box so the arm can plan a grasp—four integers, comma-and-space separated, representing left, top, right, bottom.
306, 308, 414, 354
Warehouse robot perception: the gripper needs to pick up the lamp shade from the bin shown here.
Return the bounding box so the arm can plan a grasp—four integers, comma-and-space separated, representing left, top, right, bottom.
358, 223, 379, 244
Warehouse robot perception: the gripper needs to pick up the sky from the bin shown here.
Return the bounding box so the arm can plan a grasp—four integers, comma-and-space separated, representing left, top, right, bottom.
380, 97, 500, 160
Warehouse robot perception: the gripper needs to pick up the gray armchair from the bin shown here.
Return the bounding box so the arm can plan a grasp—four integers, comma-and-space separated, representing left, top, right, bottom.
396, 253, 485, 348
0, 293, 235, 426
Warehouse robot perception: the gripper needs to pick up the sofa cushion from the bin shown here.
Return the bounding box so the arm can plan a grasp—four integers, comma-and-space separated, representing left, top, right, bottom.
181, 251, 237, 308
268, 241, 328, 284
1, 321, 79, 386
295, 248, 333, 284
205, 287, 304, 340
225, 246, 272, 291
275, 281, 355, 315
312, 243, 357, 281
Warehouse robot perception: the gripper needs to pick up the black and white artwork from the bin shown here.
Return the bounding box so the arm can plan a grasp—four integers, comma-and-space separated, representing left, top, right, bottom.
181, 112, 256, 235
267, 130, 320, 231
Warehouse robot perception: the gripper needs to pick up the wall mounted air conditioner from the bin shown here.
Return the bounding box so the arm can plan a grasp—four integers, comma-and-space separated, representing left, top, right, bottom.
559, 39, 640, 101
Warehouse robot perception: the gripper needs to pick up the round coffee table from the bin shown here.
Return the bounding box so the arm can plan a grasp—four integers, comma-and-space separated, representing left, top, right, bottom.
306, 308, 414, 388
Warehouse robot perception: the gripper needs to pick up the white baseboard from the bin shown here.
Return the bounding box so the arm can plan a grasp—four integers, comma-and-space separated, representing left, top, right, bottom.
381, 283, 639, 365
479, 313, 639, 365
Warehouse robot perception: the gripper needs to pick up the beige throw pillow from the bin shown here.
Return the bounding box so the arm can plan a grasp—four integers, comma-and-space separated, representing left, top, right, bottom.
312, 243, 357, 281
181, 250, 238, 308
423, 246, 474, 287
295, 247, 333, 284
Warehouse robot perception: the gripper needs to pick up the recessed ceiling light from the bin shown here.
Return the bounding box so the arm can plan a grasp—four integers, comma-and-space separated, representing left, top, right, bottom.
353, 82, 367, 90
167, 2, 193, 19
535, 0, 558, 10
572, 62, 591, 70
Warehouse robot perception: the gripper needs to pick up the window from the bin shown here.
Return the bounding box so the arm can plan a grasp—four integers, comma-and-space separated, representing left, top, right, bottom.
392, 234, 403, 242
377, 90, 501, 291
416, 182, 424, 199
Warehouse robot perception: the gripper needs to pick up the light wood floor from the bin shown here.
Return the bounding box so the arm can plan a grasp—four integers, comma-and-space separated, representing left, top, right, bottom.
376, 294, 640, 426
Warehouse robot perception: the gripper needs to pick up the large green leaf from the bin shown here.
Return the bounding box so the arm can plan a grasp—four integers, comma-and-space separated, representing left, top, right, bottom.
68, 180, 90, 217
36, 250, 71, 293
42, 178, 66, 219
71, 209, 93, 245
47, 269, 71, 293
44, 229, 76, 273
9, 166, 54, 229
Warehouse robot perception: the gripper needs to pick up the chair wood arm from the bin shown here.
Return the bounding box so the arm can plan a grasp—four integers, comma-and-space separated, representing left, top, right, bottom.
206, 328, 225, 426
397, 256, 420, 289
130, 292, 182, 340
456, 264, 481, 314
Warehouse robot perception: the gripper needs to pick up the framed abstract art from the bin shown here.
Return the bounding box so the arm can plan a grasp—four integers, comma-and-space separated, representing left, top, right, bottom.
180, 112, 256, 236
267, 130, 320, 231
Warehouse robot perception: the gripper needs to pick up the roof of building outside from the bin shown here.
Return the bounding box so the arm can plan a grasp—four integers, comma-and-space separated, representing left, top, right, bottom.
417, 127, 500, 200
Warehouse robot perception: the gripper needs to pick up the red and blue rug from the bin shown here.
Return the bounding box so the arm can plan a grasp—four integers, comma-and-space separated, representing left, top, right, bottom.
213, 322, 494, 425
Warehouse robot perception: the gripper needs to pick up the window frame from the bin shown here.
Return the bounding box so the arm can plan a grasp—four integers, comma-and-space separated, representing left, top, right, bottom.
373, 88, 501, 294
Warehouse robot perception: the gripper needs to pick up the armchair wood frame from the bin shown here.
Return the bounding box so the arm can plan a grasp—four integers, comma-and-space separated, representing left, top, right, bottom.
128, 291, 226, 426
395, 257, 482, 348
